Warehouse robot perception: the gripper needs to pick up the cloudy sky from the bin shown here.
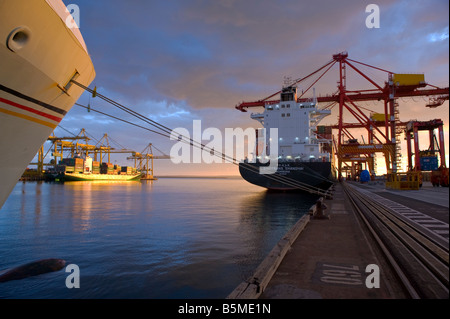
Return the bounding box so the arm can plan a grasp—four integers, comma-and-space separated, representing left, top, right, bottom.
54, 0, 449, 176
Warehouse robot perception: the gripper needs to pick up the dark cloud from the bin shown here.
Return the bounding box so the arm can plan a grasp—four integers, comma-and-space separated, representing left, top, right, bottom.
55, 0, 448, 174
71, 0, 447, 110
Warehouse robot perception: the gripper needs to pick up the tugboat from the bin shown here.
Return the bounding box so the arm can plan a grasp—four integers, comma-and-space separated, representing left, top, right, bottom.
238, 84, 334, 191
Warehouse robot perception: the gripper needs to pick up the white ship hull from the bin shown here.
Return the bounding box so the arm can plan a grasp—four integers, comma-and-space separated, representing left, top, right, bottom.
0, 0, 95, 208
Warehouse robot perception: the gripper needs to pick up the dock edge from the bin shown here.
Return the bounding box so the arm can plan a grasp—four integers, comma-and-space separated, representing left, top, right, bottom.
226, 212, 311, 299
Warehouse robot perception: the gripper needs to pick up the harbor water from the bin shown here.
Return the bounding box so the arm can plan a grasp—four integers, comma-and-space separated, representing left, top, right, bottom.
0, 177, 318, 299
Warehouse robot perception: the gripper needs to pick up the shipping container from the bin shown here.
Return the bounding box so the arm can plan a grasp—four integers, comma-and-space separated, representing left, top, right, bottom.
370, 113, 388, 122
121, 166, 133, 174
420, 156, 438, 171
316, 126, 331, 133
57, 165, 75, 173
392, 73, 425, 86
322, 143, 332, 153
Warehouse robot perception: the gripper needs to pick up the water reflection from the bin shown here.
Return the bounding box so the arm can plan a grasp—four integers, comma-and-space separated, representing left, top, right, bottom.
234, 190, 319, 279
0, 178, 319, 298
62, 181, 145, 232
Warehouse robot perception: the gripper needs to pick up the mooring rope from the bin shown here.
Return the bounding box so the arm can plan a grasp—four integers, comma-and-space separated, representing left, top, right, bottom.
71, 80, 333, 196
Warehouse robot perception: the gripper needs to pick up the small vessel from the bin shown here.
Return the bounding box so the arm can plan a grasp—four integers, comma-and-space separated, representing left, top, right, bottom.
238, 84, 334, 191
0, 0, 95, 208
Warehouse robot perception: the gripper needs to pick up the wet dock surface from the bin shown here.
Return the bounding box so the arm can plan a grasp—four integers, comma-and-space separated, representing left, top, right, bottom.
229, 181, 449, 299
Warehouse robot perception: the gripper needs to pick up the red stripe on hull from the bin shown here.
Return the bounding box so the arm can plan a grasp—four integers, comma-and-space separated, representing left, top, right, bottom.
0, 96, 62, 123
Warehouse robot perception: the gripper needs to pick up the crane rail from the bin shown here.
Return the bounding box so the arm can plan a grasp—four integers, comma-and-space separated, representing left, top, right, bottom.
342, 182, 449, 299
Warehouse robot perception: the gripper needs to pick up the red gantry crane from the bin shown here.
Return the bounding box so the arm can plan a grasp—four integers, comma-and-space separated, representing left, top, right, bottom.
235, 52, 449, 182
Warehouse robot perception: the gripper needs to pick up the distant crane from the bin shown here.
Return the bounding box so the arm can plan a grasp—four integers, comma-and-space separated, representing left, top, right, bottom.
25, 129, 165, 180
127, 143, 170, 180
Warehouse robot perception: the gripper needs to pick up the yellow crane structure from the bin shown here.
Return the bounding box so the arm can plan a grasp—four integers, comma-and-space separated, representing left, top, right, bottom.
25, 128, 169, 180
127, 143, 170, 180
46, 129, 134, 166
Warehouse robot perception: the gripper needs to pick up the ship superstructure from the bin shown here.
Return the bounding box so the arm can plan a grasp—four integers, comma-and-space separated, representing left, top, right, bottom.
239, 83, 333, 191
250, 84, 331, 162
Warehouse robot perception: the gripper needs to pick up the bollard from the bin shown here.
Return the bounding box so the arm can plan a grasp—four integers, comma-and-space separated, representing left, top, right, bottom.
314, 198, 330, 220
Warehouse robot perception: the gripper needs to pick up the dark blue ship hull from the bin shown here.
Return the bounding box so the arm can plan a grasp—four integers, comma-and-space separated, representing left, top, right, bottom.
239, 161, 333, 191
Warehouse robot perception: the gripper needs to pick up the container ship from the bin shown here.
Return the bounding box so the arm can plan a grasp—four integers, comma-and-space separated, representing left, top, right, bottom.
53, 156, 141, 181
0, 0, 96, 208
239, 85, 334, 191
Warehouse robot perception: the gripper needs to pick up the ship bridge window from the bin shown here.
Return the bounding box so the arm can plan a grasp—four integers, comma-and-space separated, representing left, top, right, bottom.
281, 113, 285, 117
281, 93, 294, 101
281, 104, 285, 108
287, 104, 290, 108
287, 113, 290, 117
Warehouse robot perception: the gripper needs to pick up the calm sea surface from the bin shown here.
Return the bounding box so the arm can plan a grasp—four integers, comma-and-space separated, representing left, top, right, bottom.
0, 177, 318, 299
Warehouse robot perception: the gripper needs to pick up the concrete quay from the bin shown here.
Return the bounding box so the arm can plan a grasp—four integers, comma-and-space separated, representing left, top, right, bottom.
228, 181, 449, 299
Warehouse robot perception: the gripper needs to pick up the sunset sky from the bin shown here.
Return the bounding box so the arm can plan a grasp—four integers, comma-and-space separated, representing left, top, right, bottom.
53, 0, 449, 176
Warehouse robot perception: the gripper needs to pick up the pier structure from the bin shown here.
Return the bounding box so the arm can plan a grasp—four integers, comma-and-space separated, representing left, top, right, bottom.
228, 181, 449, 299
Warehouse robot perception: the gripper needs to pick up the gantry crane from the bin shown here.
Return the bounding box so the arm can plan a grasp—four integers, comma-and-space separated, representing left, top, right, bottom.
29, 129, 140, 178
235, 52, 449, 180
405, 119, 448, 187
46, 129, 133, 167
127, 143, 170, 180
